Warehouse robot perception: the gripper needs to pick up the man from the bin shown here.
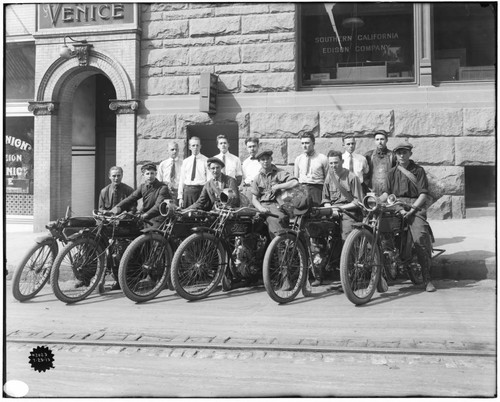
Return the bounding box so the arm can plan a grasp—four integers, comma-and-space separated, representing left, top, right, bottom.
364, 132, 396, 196
157, 141, 183, 203
319, 150, 363, 286
214, 134, 243, 186
98, 166, 135, 212
178, 136, 209, 208
251, 150, 299, 238
379, 140, 436, 292
342, 134, 369, 195
188, 157, 240, 211
241, 137, 261, 206
294, 132, 329, 207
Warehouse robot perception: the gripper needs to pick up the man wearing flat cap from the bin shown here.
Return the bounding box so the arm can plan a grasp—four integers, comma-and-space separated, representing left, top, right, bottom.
379, 140, 436, 292
251, 150, 299, 238
188, 157, 240, 211
364, 131, 397, 196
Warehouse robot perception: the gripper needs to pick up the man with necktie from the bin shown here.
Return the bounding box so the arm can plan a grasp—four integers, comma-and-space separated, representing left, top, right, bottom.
342, 134, 369, 196
364, 131, 397, 196
157, 141, 183, 204
98, 166, 135, 212
178, 136, 209, 208
241, 137, 262, 206
213, 134, 243, 186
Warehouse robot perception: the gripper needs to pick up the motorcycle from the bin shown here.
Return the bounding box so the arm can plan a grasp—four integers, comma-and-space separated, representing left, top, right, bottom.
339, 194, 444, 305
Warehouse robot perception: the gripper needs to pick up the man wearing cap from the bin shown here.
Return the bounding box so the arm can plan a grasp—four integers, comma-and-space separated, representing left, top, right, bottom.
364, 132, 397, 196
98, 166, 136, 212
251, 150, 299, 238
157, 141, 183, 204
379, 140, 436, 292
213, 134, 243, 186
294, 132, 329, 207
342, 134, 369, 194
178, 136, 209, 208
188, 157, 240, 211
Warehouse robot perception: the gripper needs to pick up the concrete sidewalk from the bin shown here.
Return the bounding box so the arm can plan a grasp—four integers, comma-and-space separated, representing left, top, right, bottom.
3, 213, 496, 280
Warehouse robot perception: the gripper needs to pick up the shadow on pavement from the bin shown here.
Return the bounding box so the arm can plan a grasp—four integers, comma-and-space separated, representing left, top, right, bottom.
183, 286, 266, 303
433, 236, 466, 247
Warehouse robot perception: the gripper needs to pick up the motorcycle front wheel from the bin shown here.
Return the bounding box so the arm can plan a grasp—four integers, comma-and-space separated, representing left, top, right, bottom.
118, 233, 173, 302
340, 228, 381, 305
50, 237, 105, 304
12, 237, 58, 302
171, 233, 226, 301
262, 233, 308, 304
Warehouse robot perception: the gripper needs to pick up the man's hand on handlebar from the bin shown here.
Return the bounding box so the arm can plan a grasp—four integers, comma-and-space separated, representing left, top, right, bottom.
256, 205, 269, 214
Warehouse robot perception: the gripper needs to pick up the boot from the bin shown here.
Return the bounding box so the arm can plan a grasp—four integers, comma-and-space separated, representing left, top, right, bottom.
418, 246, 436, 292
310, 264, 323, 287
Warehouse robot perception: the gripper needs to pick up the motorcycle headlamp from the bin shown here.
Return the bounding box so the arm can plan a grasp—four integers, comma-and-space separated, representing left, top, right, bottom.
363, 195, 379, 211
159, 199, 177, 218
220, 188, 236, 205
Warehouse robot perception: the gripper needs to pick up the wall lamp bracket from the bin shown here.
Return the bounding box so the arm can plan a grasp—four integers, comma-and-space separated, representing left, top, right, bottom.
59, 36, 93, 66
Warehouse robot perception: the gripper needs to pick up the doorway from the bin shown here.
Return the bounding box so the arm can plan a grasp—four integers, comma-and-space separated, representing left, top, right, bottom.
464, 166, 496, 207
186, 124, 239, 158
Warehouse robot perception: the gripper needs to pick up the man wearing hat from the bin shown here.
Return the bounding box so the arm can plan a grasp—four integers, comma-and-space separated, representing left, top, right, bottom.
364, 131, 397, 196
251, 150, 299, 238
379, 140, 436, 292
188, 157, 240, 211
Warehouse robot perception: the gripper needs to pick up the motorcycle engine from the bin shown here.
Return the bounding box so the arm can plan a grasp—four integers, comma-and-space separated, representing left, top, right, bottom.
310, 237, 328, 270
232, 234, 267, 278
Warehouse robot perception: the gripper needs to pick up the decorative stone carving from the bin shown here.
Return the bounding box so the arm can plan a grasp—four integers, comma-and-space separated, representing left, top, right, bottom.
109, 100, 140, 114
28, 101, 58, 116
73, 43, 93, 67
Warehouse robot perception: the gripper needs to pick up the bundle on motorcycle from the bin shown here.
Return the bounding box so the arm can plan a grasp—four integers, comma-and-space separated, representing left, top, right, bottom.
49, 210, 143, 304
170, 203, 276, 301
339, 194, 440, 306
11, 207, 96, 302
118, 200, 216, 302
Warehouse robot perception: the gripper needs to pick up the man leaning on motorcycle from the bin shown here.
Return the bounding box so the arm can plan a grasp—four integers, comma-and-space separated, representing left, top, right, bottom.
378, 140, 436, 292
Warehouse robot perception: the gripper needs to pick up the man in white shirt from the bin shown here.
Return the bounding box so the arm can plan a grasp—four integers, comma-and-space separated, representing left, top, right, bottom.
157, 141, 183, 204
178, 136, 209, 208
294, 132, 329, 207
214, 134, 243, 186
240, 137, 261, 206
342, 134, 369, 195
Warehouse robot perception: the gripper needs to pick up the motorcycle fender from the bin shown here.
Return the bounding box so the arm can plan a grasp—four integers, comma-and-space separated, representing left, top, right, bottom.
35, 235, 54, 244
190, 227, 217, 236
66, 229, 93, 241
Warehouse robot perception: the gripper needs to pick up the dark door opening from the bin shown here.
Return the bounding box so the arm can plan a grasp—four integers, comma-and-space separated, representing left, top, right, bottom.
464, 165, 496, 208
186, 124, 239, 159
94, 74, 117, 208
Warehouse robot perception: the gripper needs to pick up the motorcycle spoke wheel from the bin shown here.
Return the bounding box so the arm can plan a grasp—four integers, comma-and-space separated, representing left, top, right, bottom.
118, 234, 172, 302
12, 238, 57, 302
171, 233, 225, 301
340, 229, 381, 305
407, 245, 426, 285
263, 233, 307, 304
50, 238, 104, 304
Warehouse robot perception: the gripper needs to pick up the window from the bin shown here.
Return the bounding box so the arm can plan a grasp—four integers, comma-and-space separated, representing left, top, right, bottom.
300, 3, 415, 87
433, 3, 496, 82
6, 117, 34, 195
6, 42, 36, 100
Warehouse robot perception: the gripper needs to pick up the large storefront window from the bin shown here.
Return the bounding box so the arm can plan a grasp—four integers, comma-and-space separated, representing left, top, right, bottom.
6, 42, 35, 100
433, 3, 496, 82
300, 3, 415, 87
6, 117, 34, 195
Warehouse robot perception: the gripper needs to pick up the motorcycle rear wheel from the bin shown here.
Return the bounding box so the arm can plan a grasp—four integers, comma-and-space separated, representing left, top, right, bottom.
263, 233, 308, 304
340, 228, 381, 305
118, 233, 173, 302
171, 233, 226, 301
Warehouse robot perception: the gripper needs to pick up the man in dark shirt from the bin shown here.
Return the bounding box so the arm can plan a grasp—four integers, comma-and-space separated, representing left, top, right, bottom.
188, 157, 240, 211
98, 166, 135, 212
364, 132, 396, 196
380, 141, 436, 292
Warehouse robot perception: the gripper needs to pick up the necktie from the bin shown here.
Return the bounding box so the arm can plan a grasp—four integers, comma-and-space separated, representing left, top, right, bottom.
349, 154, 354, 173
170, 159, 176, 181
111, 186, 118, 207
222, 154, 226, 173
305, 155, 311, 175
191, 156, 197, 181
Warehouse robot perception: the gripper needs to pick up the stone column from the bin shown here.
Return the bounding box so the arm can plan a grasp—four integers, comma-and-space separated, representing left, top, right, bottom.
418, 3, 433, 86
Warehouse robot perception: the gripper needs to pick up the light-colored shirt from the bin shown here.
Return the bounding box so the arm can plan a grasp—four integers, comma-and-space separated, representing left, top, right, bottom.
294, 151, 329, 185
178, 153, 209, 200
242, 156, 261, 185
214, 152, 242, 180
157, 157, 182, 189
342, 151, 369, 184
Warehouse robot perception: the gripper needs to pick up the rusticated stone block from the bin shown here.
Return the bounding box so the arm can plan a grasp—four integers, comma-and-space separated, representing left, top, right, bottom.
217, 74, 241, 93
427, 195, 453, 220
320, 110, 393, 137
161, 8, 214, 21
150, 3, 187, 12
137, 138, 187, 163
424, 166, 465, 196
250, 112, 318, 138
163, 37, 214, 48
190, 16, 240, 37
143, 20, 188, 40
190, 46, 240, 65
270, 32, 296, 42
394, 109, 463, 137
464, 108, 495, 136
142, 48, 189, 67
214, 4, 269, 16
242, 72, 295, 92
409, 137, 454, 165
215, 34, 269, 46
239, 138, 286, 164
137, 115, 177, 139
269, 3, 296, 13
242, 43, 295, 63
286, 137, 339, 165
140, 67, 163, 77
455, 137, 495, 165
141, 77, 188, 96
451, 196, 465, 219
270, 62, 295, 72
216, 63, 269, 74
242, 13, 295, 34
163, 66, 213, 76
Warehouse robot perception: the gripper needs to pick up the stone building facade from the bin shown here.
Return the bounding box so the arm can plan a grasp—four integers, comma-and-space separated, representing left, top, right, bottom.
5, 3, 496, 231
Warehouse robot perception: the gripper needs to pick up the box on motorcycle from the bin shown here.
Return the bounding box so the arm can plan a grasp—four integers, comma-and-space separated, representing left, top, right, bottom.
107, 217, 144, 238
62, 216, 96, 238
379, 212, 403, 233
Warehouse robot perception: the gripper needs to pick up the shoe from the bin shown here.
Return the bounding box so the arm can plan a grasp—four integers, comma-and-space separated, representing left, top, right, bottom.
110, 282, 121, 291
74, 280, 86, 288
425, 281, 436, 292
280, 280, 294, 292
311, 279, 322, 287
